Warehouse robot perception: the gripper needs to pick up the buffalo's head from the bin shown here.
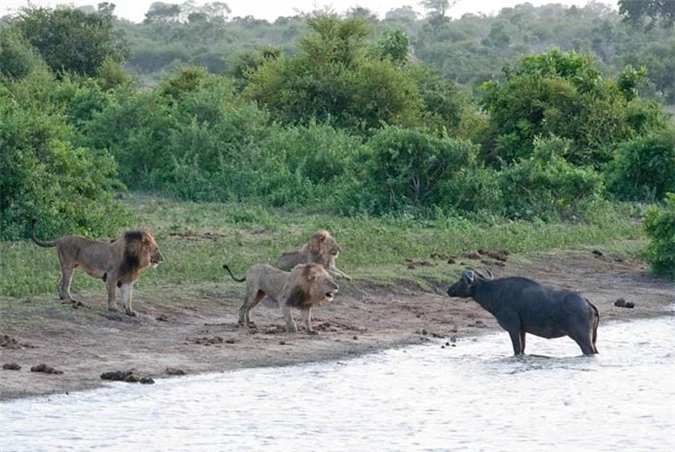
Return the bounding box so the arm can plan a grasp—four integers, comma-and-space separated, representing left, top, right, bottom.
446, 269, 492, 298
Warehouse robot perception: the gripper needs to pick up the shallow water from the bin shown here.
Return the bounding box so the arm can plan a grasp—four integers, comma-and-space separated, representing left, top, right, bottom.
2, 316, 674, 451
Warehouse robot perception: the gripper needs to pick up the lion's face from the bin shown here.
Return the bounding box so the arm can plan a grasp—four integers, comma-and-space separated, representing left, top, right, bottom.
126, 230, 164, 269
303, 264, 339, 303
309, 230, 341, 258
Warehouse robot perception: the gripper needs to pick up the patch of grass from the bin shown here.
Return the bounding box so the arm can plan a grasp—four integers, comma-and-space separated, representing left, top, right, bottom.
1, 194, 644, 297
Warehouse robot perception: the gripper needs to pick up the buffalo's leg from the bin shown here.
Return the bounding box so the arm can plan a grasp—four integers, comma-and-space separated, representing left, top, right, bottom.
569, 329, 598, 355
520, 331, 527, 354
508, 329, 523, 355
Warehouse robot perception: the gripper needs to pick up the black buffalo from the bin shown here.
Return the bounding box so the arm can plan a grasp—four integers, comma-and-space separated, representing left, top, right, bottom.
446, 270, 599, 355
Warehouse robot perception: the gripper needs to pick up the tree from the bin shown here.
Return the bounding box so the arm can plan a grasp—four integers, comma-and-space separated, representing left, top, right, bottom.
98, 2, 116, 15
244, 13, 423, 131
0, 27, 47, 80
15, 7, 129, 77
619, 0, 675, 27
144, 2, 181, 23
384, 6, 418, 22
377, 29, 410, 65
479, 49, 664, 166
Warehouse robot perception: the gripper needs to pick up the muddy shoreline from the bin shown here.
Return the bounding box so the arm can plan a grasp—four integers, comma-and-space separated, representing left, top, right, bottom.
1, 250, 673, 401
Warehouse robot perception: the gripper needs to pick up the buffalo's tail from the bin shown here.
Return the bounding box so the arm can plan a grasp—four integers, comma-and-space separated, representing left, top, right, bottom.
30, 217, 59, 248
588, 299, 600, 353
222, 264, 246, 282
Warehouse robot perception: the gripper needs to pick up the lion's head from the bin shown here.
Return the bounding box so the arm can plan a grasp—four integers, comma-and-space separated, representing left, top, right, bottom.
285, 263, 339, 308
307, 229, 341, 261
123, 230, 164, 271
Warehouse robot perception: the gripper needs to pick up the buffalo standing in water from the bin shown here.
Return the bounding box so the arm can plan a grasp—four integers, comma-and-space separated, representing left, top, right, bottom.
446, 270, 599, 356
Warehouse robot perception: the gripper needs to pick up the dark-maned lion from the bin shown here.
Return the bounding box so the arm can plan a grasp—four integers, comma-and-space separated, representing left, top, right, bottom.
223, 262, 338, 334
275, 229, 352, 280
31, 217, 164, 316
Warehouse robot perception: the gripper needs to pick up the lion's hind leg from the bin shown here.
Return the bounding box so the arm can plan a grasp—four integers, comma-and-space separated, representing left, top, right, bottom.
106, 277, 119, 313
57, 266, 77, 303
238, 289, 264, 327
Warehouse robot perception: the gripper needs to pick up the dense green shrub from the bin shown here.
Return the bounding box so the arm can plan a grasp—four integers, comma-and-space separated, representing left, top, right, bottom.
605, 127, 675, 201
643, 193, 675, 279
0, 27, 47, 80
362, 127, 487, 215
498, 135, 605, 221
480, 50, 666, 167
0, 89, 128, 240
252, 122, 365, 210
82, 90, 174, 188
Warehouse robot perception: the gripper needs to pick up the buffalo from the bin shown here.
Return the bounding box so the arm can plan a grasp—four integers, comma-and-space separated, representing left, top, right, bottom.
446, 270, 599, 356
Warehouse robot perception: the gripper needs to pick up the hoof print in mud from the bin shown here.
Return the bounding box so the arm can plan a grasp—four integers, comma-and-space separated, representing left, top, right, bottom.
101, 370, 154, 384
30, 363, 63, 374
3, 363, 21, 370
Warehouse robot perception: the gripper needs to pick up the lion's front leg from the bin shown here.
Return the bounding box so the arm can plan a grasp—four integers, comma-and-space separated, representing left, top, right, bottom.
300, 307, 318, 335
330, 266, 352, 281
281, 303, 298, 333
120, 283, 136, 316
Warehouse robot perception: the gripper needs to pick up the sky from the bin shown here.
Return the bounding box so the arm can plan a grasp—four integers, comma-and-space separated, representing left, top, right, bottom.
1, 0, 614, 23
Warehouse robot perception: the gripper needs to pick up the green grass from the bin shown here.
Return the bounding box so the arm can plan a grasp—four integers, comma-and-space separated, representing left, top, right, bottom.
0, 194, 645, 298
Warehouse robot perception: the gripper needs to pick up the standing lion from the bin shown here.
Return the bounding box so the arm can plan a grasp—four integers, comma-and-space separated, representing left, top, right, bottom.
275, 229, 352, 280
31, 217, 164, 316
223, 262, 338, 334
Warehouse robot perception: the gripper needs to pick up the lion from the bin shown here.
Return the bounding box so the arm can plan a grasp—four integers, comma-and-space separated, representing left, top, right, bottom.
223, 262, 338, 334
275, 229, 352, 280
31, 217, 164, 316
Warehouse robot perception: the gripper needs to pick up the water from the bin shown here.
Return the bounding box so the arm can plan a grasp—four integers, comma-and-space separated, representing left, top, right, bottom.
2, 316, 674, 452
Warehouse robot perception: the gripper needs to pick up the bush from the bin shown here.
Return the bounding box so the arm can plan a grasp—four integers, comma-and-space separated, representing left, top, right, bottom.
498, 135, 605, 221
606, 127, 675, 202
0, 89, 128, 240
643, 193, 675, 279
362, 127, 486, 215
0, 27, 48, 81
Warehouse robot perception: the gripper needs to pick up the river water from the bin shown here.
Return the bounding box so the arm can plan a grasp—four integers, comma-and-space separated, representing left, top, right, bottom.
2, 316, 674, 451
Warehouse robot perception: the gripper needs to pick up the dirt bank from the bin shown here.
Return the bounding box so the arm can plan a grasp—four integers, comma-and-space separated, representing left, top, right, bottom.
1, 248, 673, 400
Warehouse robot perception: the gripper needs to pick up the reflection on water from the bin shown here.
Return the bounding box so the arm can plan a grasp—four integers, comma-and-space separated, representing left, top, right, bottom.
2, 317, 674, 451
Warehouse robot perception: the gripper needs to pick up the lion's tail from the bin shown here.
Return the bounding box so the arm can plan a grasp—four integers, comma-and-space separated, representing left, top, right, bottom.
30, 217, 58, 248
222, 264, 246, 282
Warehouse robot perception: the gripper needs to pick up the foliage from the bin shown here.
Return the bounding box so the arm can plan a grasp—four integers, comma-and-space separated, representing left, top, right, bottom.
480, 50, 666, 166
0, 27, 47, 80
14, 7, 130, 77
362, 127, 488, 214
605, 127, 675, 201
497, 135, 605, 221
0, 87, 127, 240
243, 13, 424, 132
643, 193, 675, 279
619, 0, 675, 27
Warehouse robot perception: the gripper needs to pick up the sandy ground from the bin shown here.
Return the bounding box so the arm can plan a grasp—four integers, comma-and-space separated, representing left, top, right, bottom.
1, 248, 673, 401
